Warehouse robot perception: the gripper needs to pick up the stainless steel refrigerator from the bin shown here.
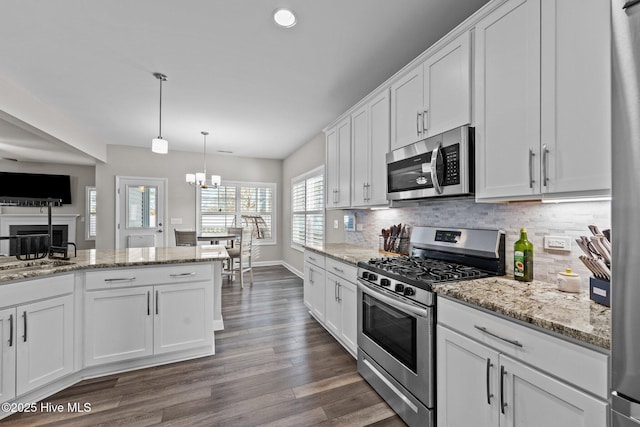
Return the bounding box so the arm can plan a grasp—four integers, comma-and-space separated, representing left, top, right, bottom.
612, 1, 640, 425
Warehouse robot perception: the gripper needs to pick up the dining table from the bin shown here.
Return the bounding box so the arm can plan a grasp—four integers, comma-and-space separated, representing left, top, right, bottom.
197, 232, 240, 247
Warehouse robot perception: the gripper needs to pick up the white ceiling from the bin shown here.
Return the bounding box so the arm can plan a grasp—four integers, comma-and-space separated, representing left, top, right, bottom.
0, 0, 489, 164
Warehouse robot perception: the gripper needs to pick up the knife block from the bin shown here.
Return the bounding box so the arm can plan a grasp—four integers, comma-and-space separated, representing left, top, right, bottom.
589, 277, 610, 307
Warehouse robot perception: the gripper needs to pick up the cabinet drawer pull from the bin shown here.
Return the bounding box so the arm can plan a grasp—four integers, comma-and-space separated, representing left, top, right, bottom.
500, 365, 507, 414
308, 256, 316, 262
104, 277, 136, 282
8, 314, 13, 347
474, 325, 523, 348
528, 148, 536, 189
333, 266, 345, 274
170, 272, 196, 278
22, 311, 27, 342
486, 358, 494, 405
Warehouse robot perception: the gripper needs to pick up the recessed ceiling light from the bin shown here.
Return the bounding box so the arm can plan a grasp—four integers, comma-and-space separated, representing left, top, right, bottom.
273, 8, 296, 28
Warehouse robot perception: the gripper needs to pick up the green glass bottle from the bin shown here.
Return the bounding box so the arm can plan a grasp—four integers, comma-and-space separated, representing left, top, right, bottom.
514, 228, 533, 282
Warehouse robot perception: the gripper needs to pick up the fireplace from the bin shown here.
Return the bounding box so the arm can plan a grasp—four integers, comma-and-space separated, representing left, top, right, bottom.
8, 224, 68, 256
0, 214, 78, 256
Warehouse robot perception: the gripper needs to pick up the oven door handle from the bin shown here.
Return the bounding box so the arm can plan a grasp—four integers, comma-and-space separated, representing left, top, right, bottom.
357, 279, 429, 318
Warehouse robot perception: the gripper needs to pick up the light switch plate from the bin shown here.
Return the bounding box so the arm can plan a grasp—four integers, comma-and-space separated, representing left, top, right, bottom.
333, 219, 339, 229
544, 235, 572, 251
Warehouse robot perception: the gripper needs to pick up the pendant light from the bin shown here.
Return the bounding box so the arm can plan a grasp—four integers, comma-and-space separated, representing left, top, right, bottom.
186, 131, 222, 188
151, 72, 169, 154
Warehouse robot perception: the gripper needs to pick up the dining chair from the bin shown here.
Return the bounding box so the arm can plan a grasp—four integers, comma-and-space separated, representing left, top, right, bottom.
174, 229, 197, 246
225, 227, 253, 288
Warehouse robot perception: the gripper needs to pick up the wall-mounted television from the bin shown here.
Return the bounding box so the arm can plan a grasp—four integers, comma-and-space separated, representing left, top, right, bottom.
0, 172, 72, 204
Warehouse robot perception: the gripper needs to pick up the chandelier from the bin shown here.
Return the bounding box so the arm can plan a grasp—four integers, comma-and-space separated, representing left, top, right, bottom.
186, 131, 221, 188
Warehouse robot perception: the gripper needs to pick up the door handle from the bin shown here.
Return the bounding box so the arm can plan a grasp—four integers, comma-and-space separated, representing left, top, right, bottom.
486, 358, 494, 405
528, 148, 536, 189
157, 229, 163, 233
22, 311, 27, 342
8, 314, 13, 347
500, 365, 507, 414
542, 144, 549, 187
423, 109, 428, 133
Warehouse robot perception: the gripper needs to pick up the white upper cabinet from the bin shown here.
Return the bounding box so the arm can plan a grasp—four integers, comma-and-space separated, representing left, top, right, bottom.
325, 117, 351, 209
351, 89, 390, 207
423, 31, 472, 137
391, 31, 471, 151
475, 0, 611, 201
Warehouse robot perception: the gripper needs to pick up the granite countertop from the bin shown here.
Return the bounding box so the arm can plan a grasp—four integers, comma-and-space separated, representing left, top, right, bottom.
304, 243, 401, 265
304, 244, 610, 350
0, 245, 229, 284
434, 277, 611, 350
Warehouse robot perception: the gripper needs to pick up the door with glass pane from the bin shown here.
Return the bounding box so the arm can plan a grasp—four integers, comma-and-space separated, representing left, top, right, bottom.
116, 177, 167, 248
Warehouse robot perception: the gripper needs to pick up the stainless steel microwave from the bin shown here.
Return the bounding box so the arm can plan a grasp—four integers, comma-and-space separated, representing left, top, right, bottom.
386, 126, 474, 201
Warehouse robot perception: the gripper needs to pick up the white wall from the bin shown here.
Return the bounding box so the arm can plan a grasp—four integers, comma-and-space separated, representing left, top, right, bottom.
95, 145, 283, 264
0, 159, 96, 249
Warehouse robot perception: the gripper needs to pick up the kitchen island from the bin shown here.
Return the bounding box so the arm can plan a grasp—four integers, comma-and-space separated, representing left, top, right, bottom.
0, 245, 228, 419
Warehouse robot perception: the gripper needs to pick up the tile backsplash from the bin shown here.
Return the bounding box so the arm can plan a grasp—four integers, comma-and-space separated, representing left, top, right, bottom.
344, 199, 611, 288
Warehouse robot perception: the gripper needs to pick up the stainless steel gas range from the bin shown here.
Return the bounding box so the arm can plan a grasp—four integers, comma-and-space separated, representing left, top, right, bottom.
357, 226, 505, 427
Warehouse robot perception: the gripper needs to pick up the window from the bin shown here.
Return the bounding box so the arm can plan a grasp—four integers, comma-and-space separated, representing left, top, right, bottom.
292, 166, 324, 250
86, 186, 97, 240
198, 181, 276, 245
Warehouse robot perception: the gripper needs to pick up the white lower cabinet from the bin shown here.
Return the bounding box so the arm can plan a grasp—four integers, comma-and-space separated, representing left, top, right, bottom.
85, 287, 154, 366
0, 275, 74, 403
325, 273, 357, 356
437, 298, 609, 427
154, 282, 213, 355
84, 264, 215, 367
303, 250, 358, 357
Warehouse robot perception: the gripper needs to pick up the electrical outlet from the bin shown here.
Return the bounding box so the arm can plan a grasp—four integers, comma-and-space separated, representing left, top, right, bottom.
544, 235, 572, 251
333, 219, 339, 229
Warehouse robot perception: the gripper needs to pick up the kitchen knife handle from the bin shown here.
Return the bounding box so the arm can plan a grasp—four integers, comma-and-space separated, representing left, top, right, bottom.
8, 314, 13, 347
500, 365, 507, 414
528, 148, 536, 189
486, 358, 494, 405
542, 144, 549, 187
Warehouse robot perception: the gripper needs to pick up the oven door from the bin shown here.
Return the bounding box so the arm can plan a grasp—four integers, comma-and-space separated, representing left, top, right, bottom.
357, 279, 433, 407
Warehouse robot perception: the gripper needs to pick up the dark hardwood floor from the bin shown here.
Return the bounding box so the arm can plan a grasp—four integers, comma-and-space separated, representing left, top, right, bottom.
3, 265, 406, 426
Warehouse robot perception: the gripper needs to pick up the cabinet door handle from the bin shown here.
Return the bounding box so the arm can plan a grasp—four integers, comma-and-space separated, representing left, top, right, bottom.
474, 325, 523, 348
104, 277, 136, 282
486, 358, 494, 405
309, 268, 314, 284
338, 283, 342, 302
22, 311, 27, 342
156, 290, 159, 315
423, 109, 428, 132
542, 144, 549, 187
417, 112, 422, 136
8, 314, 13, 347
500, 365, 507, 414
147, 291, 150, 316
170, 272, 196, 278
528, 148, 536, 189
335, 281, 339, 301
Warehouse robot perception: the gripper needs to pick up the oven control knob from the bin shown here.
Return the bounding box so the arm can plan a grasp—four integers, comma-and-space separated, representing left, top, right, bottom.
369, 274, 378, 281
395, 284, 405, 293
380, 278, 391, 287
362, 272, 369, 280
404, 287, 415, 297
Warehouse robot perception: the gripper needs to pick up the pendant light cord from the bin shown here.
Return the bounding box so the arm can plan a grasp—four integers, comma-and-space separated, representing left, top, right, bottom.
154, 73, 167, 139
202, 131, 209, 177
